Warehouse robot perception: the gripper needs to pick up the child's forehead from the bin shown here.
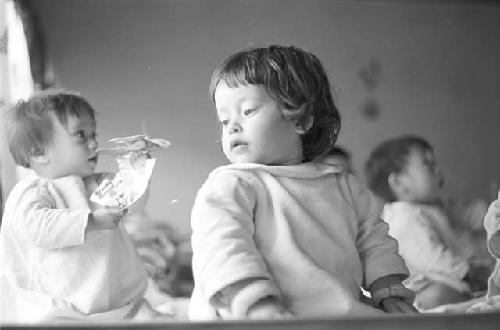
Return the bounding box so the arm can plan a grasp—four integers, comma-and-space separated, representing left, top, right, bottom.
52, 110, 95, 130
215, 82, 268, 103
407, 146, 434, 162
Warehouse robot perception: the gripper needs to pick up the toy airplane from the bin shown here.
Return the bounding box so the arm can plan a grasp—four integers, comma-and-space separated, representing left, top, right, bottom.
90, 134, 170, 209
97, 134, 171, 156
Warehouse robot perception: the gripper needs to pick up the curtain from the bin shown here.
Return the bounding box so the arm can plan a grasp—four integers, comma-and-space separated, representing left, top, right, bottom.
0, 0, 35, 217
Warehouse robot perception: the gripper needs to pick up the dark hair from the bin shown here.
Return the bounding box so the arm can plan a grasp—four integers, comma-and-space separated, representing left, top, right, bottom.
5, 90, 96, 168
209, 45, 341, 161
364, 135, 433, 202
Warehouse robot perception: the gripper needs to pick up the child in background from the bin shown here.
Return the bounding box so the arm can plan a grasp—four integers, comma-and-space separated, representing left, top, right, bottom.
481, 192, 500, 303
465, 191, 500, 312
189, 45, 416, 320
433, 191, 500, 313
462, 191, 500, 312
364, 135, 471, 310
0, 91, 154, 323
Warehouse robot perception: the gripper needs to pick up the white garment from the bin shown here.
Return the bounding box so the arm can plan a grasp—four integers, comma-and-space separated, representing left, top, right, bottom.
484, 199, 500, 300
190, 163, 409, 319
0, 175, 148, 323
382, 202, 469, 293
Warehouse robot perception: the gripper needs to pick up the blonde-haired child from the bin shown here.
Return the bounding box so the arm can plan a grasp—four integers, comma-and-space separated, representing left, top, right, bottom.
0, 91, 152, 323
189, 45, 417, 320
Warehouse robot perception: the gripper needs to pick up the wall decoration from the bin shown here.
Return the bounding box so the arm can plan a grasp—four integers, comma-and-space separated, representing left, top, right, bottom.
359, 57, 382, 121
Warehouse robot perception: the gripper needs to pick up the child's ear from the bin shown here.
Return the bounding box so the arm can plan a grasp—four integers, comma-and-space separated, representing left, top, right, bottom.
30, 147, 50, 165
294, 115, 314, 135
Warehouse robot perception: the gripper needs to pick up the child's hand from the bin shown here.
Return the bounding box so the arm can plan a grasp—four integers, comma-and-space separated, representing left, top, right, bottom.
247, 297, 292, 319
87, 207, 127, 232
381, 297, 419, 314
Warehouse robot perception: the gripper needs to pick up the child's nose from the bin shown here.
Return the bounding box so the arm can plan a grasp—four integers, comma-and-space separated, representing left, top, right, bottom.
228, 120, 242, 134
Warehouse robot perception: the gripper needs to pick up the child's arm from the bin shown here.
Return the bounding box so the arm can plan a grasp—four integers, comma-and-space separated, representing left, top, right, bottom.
191, 171, 285, 319
212, 278, 291, 319
11, 177, 126, 249
246, 297, 292, 319
85, 206, 127, 233
344, 175, 410, 291
484, 191, 500, 258
11, 180, 91, 249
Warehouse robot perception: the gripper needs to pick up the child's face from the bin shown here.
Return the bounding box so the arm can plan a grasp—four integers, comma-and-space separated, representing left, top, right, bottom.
42, 111, 98, 178
398, 147, 444, 203
214, 82, 303, 165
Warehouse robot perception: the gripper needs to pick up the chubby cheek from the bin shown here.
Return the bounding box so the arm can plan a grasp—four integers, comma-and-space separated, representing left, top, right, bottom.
220, 136, 231, 158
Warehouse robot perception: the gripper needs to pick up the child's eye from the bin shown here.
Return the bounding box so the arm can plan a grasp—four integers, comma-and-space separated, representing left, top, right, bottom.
74, 130, 86, 140
243, 108, 255, 116
423, 159, 436, 170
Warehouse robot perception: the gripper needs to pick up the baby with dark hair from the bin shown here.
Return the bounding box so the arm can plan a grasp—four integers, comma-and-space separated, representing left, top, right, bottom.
365, 135, 472, 310
189, 45, 416, 320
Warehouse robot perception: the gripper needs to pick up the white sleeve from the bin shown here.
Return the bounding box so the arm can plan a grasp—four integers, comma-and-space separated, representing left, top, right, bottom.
484, 199, 500, 258
345, 175, 409, 287
191, 171, 280, 317
11, 181, 89, 249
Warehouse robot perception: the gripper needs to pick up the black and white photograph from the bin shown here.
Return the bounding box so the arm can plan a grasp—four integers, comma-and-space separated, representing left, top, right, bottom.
0, 0, 499, 329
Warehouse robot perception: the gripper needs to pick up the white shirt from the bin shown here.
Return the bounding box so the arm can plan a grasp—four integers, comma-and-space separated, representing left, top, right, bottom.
382, 201, 469, 293
189, 163, 409, 319
0, 175, 147, 323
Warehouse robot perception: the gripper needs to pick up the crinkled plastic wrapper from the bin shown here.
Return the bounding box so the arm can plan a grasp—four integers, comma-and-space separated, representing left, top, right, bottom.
90, 154, 156, 209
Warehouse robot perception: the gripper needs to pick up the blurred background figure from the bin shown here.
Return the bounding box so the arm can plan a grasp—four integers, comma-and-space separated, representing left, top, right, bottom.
364, 135, 474, 311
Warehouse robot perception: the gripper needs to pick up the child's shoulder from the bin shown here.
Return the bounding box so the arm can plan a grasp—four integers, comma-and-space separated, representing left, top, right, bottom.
7, 176, 64, 206
202, 165, 261, 192
9, 176, 46, 196
206, 162, 345, 186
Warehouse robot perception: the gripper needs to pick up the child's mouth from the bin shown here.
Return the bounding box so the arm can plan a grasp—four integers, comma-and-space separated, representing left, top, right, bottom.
231, 140, 247, 149
232, 143, 248, 152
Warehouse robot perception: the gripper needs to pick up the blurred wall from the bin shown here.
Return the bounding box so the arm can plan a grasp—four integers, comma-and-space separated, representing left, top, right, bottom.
32, 0, 500, 239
